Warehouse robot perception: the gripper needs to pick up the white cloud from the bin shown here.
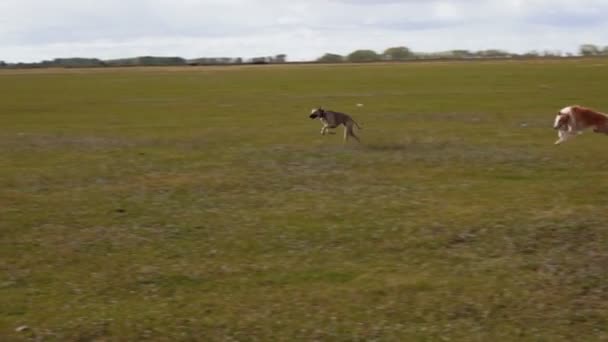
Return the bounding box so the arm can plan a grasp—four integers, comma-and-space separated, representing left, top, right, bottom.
1, 0, 607, 62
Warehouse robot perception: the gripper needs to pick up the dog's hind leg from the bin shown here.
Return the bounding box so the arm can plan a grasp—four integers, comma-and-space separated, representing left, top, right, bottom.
593, 125, 608, 134
345, 123, 360, 143
350, 128, 360, 142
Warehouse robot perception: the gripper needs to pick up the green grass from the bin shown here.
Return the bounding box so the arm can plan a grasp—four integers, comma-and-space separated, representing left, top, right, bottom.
2, 60, 608, 341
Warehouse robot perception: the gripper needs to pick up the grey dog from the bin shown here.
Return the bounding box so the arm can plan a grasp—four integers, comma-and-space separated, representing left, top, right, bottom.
309, 107, 361, 142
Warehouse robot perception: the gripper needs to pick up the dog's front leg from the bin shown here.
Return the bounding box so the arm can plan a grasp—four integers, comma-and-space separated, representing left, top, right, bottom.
555, 129, 575, 144
321, 125, 328, 135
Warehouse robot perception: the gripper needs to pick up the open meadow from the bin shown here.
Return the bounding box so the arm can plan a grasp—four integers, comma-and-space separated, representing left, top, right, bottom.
2, 59, 608, 341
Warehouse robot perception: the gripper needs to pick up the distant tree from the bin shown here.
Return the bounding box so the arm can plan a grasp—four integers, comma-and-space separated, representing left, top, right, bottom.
15, 62, 41, 69
475, 49, 511, 57
602, 46, 608, 56
50, 58, 105, 67
234, 57, 243, 64
522, 50, 540, 57
317, 53, 344, 63
580, 44, 600, 56
449, 50, 474, 58
251, 57, 269, 64
139, 56, 182, 66
190, 57, 228, 65
105, 56, 186, 67
347, 49, 381, 62
274, 54, 287, 63
382, 46, 413, 60
0, 61, 6, 67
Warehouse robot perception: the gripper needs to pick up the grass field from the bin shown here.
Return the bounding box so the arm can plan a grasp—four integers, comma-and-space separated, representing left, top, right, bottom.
2, 59, 608, 341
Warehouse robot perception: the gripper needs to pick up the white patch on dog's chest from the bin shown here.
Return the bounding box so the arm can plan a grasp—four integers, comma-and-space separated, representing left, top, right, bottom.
553, 114, 562, 128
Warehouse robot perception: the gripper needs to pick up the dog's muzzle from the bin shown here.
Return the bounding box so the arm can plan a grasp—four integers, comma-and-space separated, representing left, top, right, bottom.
309, 114, 318, 119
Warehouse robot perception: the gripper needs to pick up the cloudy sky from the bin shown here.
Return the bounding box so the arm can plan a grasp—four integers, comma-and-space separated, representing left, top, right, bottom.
1, 0, 607, 62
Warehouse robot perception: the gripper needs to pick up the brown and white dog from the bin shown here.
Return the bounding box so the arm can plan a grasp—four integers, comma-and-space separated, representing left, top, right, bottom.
553, 105, 608, 144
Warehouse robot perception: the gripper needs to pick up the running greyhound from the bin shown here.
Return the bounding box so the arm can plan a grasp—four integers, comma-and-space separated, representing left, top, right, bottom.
309, 107, 361, 142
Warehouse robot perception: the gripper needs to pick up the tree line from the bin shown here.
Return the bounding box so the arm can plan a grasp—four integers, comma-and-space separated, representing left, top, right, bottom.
1, 44, 607, 69
0, 54, 287, 69
318, 44, 608, 63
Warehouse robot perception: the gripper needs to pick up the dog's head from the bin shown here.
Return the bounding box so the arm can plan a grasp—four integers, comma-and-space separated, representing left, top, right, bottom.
309, 107, 326, 119
554, 106, 576, 130
553, 112, 570, 130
